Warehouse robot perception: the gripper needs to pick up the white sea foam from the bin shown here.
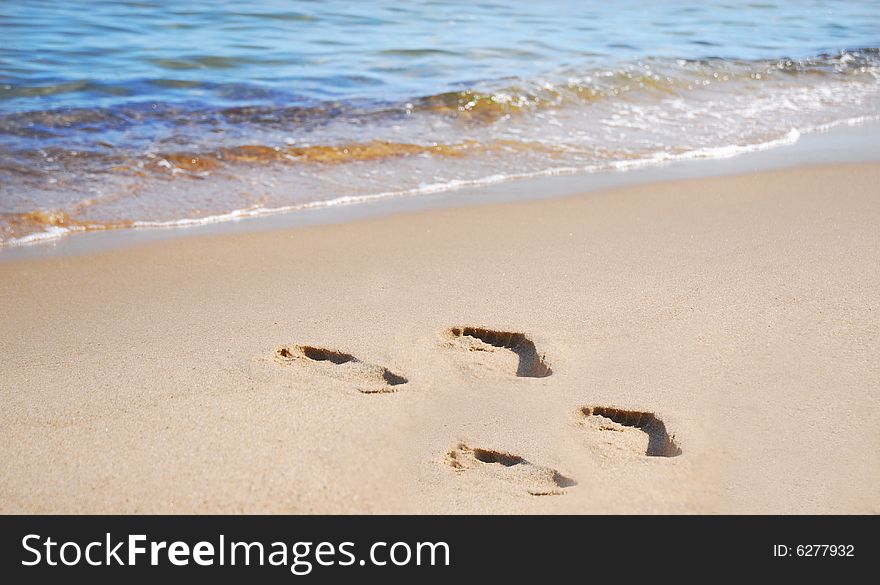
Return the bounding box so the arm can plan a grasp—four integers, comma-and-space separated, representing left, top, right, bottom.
4, 226, 76, 246
4, 112, 878, 250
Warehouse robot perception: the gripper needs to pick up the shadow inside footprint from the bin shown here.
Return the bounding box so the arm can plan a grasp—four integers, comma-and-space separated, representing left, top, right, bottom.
581, 406, 682, 457
299, 346, 356, 364
444, 444, 575, 495
446, 327, 552, 378
381, 369, 408, 386
275, 345, 408, 393
471, 447, 525, 467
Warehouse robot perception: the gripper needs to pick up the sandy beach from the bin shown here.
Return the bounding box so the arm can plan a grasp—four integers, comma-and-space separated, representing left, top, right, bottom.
1, 163, 878, 514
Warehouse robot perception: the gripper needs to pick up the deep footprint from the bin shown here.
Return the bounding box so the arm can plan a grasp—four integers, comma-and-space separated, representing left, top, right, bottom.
275, 345, 408, 393
580, 406, 682, 457
446, 326, 552, 377
444, 443, 575, 496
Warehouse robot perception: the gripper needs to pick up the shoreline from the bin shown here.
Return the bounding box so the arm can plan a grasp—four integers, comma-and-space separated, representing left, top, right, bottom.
2, 162, 878, 513
3, 118, 880, 263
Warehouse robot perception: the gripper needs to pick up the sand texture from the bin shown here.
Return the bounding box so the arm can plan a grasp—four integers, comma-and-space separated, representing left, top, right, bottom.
1, 163, 878, 514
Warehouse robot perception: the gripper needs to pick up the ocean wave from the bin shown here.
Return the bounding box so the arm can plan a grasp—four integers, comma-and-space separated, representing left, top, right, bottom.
2, 48, 880, 247
10, 115, 879, 248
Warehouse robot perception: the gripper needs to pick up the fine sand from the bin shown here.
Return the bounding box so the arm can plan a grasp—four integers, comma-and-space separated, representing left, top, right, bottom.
1, 163, 878, 514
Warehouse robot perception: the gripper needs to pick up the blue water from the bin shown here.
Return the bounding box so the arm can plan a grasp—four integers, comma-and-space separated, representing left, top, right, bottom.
1, 0, 879, 244
3, 0, 879, 111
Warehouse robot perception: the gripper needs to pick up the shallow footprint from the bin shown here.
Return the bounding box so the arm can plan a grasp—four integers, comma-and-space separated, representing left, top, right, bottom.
444, 326, 552, 378
444, 443, 575, 496
275, 345, 408, 394
579, 406, 681, 457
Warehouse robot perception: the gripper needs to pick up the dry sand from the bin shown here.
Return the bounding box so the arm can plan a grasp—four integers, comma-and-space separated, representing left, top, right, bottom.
1, 163, 878, 514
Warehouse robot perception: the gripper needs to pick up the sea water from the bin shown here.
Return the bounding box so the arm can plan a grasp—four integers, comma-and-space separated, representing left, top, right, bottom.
2, 0, 879, 245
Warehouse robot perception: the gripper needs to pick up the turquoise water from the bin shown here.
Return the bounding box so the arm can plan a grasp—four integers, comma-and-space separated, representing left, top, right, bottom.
2, 0, 879, 244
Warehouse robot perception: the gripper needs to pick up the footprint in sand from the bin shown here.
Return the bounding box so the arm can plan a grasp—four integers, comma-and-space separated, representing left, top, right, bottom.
579, 406, 682, 457
444, 443, 576, 496
275, 345, 408, 394
444, 326, 552, 378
